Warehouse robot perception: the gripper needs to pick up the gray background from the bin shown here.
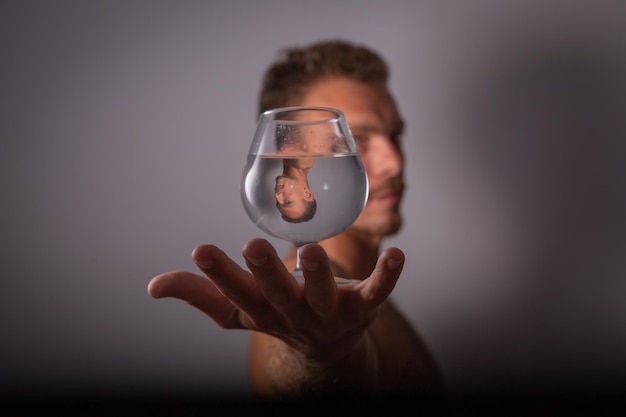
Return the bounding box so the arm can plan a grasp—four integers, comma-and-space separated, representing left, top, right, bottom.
2, 0, 625, 398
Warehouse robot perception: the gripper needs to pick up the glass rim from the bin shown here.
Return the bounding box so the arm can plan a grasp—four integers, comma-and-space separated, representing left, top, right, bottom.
260, 106, 344, 125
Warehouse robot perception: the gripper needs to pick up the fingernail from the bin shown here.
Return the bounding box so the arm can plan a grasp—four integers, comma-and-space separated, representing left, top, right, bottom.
245, 255, 267, 267
191, 247, 214, 269
387, 258, 402, 270
195, 259, 214, 269
302, 258, 319, 271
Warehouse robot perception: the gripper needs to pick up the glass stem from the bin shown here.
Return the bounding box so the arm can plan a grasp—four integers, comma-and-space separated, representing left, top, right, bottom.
295, 245, 303, 272
292, 245, 304, 282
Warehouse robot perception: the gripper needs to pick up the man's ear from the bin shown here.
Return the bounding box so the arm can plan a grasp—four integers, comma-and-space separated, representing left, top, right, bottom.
304, 188, 315, 202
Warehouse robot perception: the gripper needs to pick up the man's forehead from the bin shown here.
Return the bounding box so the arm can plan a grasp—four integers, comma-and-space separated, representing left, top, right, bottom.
303, 77, 391, 105
301, 77, 402, 129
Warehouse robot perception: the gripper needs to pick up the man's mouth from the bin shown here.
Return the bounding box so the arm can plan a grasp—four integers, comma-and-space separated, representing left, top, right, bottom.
368, 179, 404, 203
369, 190, 402, 203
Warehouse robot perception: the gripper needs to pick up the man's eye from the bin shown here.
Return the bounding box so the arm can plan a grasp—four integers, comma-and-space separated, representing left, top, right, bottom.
390, 133, 403, 147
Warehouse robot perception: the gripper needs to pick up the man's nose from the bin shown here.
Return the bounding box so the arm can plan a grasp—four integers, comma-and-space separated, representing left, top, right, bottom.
366, 135, 403, 177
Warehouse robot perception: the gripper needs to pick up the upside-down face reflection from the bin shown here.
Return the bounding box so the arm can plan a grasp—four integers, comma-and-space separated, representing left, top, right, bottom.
274, 174, 316, 223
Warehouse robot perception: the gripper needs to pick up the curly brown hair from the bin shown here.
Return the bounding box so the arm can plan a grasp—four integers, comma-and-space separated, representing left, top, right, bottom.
258, 39, 389, 114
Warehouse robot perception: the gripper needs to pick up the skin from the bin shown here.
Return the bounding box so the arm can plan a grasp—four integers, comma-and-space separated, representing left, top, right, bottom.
147, 76, 443, 398
274, 161, 315, 221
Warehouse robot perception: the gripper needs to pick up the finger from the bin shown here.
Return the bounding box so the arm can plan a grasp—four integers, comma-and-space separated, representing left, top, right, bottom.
192, 243, 267, 316
359, 247, 404, 307
147, 271, 244, 329
300, 243, 338, 319
242, 238, 302, 318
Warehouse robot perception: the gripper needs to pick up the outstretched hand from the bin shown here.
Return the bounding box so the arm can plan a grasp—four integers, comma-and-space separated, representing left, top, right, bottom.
147, 238, 405, 361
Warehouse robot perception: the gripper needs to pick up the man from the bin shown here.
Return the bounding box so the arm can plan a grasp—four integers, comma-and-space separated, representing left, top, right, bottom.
274, 156, 317, 223
147, 39, 442, 399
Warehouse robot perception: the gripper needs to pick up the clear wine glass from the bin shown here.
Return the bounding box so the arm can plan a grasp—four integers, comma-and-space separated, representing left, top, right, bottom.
241, 106, 368, 281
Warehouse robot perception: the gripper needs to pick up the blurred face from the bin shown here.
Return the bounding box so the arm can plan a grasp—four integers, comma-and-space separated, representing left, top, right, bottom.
299, 77, 405, 238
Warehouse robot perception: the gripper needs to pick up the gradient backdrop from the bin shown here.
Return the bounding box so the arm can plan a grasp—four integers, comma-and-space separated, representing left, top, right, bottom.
2, 0, 625, 399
